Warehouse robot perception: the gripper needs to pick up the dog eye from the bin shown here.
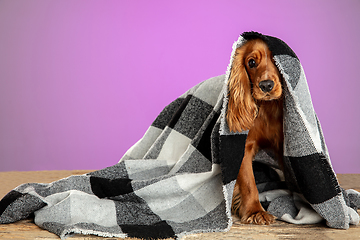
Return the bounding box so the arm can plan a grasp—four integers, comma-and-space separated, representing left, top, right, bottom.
248, 59, 256, 68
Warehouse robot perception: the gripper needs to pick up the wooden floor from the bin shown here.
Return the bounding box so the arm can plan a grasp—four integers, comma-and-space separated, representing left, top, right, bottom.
0, 170, 359, 240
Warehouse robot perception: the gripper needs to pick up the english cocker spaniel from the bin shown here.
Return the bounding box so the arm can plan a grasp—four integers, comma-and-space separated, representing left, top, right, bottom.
227, 38, 284, 225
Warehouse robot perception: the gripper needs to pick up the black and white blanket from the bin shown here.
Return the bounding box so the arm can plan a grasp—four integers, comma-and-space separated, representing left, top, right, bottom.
1, 32, 359, 239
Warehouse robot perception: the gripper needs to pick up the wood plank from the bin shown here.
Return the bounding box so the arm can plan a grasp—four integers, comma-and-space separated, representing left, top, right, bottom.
337, 174, 360, 191
0, 170, 91, 198
185, 218, 360, 240
1, 171, 359, 239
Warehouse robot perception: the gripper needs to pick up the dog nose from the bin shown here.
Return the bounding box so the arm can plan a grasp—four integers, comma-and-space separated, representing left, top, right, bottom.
259, 80, 274, 93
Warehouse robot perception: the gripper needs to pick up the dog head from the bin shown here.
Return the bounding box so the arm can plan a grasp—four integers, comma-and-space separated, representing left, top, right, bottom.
227, 38, 282, 132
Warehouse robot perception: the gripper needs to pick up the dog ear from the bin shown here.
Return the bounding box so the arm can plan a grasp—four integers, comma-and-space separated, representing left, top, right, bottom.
226, 48, 258, 132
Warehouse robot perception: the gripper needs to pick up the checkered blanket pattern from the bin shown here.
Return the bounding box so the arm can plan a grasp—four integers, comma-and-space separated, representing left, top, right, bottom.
1, 32, 359, 239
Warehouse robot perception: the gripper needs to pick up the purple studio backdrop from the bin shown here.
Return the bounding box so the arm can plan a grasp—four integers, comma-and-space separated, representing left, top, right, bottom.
0, 0, 359, 173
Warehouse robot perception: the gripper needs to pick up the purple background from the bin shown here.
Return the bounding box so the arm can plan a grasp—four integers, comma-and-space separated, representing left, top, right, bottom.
0, 0, 359, 173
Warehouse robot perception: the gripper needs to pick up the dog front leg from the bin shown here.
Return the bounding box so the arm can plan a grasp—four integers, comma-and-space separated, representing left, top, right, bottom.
232, 140, 276, 225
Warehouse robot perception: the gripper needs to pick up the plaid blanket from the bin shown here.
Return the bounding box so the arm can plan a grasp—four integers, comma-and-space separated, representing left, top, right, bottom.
1, 32, 359, 239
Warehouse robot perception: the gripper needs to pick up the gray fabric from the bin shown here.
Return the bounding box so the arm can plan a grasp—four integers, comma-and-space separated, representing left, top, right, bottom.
0, 32, 359, 239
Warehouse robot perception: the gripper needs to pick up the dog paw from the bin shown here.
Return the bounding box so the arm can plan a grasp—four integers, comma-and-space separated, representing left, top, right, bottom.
242, 211, 276, 225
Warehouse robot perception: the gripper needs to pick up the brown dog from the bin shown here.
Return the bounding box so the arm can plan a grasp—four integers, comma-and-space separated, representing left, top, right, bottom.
227, 38, 283, 225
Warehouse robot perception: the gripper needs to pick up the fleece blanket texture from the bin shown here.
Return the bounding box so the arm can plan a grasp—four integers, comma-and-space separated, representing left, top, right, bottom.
1, 32, 360, 239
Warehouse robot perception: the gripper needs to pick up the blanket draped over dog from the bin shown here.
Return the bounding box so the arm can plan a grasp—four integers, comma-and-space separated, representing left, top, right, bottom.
1, 32, 359, 239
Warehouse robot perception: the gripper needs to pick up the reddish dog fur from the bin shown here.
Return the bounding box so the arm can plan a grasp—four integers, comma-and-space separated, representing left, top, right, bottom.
227, 38, 284, 225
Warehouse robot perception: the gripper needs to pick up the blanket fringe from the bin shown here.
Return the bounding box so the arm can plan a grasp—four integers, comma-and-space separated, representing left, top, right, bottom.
60, 228, 127, 240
